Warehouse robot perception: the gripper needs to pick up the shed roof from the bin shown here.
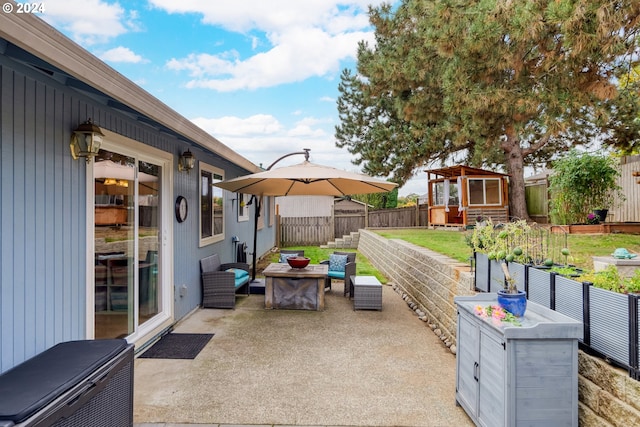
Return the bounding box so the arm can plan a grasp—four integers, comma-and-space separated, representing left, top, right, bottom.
425, 165, 509, 179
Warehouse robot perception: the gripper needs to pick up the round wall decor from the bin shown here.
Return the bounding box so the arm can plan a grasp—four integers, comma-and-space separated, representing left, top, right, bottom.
175, 196, 188, 223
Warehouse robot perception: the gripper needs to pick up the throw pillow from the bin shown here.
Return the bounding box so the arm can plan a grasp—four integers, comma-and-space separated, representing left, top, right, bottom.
329, 254, 348, 272
226, 268, 249, 279
279, 253, 299, 263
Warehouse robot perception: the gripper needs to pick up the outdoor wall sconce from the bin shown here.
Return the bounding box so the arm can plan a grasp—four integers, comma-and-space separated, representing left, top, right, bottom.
178, 149, 195, 172
70, 118, 104, 162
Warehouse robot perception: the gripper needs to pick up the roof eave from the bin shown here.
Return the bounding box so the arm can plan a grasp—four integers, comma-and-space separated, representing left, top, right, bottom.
0, 11, 260, 173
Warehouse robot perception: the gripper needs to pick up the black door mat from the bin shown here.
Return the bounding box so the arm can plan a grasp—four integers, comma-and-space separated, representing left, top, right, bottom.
139, 333, 214, 359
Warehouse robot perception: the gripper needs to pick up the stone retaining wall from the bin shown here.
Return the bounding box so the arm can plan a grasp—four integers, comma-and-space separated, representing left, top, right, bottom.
358, 229, 474, 346
358, 228, 640, 426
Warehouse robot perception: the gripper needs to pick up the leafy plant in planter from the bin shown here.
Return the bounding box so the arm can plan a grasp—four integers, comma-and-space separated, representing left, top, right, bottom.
548, 150, 625, 225
581, 266, 640, 294
550, 265, 583, 278
467, 219, 535, 263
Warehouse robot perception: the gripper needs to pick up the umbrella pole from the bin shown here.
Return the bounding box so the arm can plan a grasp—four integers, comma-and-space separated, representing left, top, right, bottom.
251, 196, 260, 282
250, 149, 309, 282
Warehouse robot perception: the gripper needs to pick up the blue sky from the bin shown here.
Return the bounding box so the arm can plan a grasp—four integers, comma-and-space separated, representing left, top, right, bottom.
40, 0, 423, 196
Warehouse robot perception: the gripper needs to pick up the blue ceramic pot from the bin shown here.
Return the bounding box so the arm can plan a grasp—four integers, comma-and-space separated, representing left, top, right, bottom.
497, 290, 527, 317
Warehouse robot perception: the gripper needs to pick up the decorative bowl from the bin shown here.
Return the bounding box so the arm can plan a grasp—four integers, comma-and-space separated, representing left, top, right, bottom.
287, 256, 310, 269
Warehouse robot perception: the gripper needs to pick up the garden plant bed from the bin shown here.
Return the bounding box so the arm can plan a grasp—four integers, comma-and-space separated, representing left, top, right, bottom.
550, 223, 640, 235
475, 252, 640, 380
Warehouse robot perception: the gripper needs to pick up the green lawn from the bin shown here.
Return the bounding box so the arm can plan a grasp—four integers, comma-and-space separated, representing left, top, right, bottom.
373, 228, 640, 270
274, 229, 639, 283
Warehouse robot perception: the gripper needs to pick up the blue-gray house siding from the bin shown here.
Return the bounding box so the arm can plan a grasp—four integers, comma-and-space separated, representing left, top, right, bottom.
0, 21, 273, 373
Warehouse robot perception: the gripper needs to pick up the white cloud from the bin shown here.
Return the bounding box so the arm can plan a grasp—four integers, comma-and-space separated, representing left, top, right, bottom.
147, 1, 377, 34
190, 113, 350, 170
40, 0, 135, 45
100, 46, 147, 63
154, 1, 381, 91
168, 29, 372, 91
191, 114, 283, 137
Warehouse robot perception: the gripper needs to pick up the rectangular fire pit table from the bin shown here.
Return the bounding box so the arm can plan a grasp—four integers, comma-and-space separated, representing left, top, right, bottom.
263, 263, 328, 310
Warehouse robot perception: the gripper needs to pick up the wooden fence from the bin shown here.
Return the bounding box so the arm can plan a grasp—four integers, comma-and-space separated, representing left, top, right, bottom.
278, 216, 333, 246
278, 204, 429, 247
525, 181, 549, 224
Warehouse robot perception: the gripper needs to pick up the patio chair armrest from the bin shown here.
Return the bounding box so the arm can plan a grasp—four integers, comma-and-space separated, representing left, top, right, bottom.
202, 271, 235, 289
319, 260, 329, 265
344, 262, 356, 286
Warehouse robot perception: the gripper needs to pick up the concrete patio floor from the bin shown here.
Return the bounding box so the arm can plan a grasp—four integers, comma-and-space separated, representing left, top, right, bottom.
133, 281, 473, 427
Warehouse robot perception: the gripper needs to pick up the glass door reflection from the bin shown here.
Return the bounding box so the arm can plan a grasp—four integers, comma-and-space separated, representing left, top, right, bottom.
94, 151, 161, 339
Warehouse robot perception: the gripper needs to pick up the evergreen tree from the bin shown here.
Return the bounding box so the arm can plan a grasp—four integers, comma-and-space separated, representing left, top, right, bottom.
336, 0, 640, 220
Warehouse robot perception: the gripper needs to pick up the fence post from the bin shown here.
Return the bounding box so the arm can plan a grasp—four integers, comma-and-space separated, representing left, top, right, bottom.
550, 272, 557, 311
628, 294, 639, 379
365, 203, 369, 228
582, 281, 592, 347
473, 252, 477, 290
330, 203, 335, 241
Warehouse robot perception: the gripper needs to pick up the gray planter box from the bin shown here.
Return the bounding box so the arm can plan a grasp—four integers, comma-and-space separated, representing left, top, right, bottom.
507, 262, 526, 292
474, 252, 490, 292
590, 286, 630, 366
472, 258, 640, 380
528, 267, 552, 308
554, 275, 584, 323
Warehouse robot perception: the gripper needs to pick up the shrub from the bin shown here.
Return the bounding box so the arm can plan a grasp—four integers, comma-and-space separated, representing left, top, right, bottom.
548, 150, 624, 225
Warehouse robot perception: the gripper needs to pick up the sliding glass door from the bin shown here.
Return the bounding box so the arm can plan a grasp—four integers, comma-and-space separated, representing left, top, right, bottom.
93, 148, 163, 339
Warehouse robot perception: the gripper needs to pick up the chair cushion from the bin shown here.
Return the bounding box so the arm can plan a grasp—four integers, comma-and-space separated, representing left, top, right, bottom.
329, 254, 348, 272
279, 253, 299, 263
226, 268, 249, 280
234, 276, 249, 289
327, 270, 345, 279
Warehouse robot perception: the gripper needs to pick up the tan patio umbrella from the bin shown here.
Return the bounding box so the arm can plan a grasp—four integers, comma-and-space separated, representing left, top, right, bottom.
213, 149, 397, 280
213, 160, 397, 196
94, 160, 158, 183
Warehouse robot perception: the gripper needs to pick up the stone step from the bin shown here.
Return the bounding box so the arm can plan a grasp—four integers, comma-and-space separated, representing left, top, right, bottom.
323, 231, 360, 249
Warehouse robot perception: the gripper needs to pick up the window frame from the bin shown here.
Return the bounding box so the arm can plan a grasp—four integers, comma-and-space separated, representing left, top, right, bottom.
199, 162, 225, 247
237, 193, 249, 222
467, 178, 503, 206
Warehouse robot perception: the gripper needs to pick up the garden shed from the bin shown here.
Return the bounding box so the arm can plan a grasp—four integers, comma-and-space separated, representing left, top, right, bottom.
426, 165, 510, 228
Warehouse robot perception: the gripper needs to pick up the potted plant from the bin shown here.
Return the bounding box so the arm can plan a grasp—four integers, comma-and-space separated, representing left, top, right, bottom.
497, 261, 527, 317
586, 212, 600, 224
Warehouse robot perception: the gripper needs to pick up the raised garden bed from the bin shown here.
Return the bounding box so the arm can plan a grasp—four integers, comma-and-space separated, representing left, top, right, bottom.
550, 223, 640, 235
474, 252, 640, 380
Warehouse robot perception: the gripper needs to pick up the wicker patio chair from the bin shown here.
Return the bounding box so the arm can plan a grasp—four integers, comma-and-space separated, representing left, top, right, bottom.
200, 254, 251, 309
320, 251, 356, 296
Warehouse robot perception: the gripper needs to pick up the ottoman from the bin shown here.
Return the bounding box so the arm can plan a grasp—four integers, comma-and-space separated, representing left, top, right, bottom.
351, 275, 382, 310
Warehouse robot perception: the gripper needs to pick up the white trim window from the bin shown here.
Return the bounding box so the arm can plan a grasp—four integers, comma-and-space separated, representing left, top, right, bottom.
237, 193, 249, 222
200, 163, 225, 246
468, 178, 502, 206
